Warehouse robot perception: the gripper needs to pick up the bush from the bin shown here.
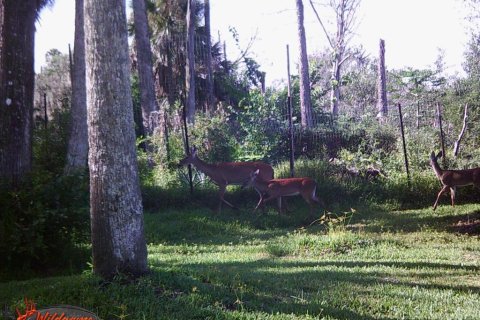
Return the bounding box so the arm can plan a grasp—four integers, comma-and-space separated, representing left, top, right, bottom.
0, 173, 90, 278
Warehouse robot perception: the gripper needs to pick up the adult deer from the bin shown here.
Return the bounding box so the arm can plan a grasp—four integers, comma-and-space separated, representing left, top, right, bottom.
178, 147, 274, 213
430, 150, 480, 210
244, 169, 324, 215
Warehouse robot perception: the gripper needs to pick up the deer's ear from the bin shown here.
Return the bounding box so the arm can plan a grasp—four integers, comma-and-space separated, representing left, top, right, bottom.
191, 146, 197, 155
254, 169, 260, 176
437, 150, 443, 158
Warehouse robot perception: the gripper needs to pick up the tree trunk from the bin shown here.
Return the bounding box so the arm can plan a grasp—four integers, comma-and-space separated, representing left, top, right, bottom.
65, 0, 88, 174
185, 0, 196, 124
330, 58, 340, 116
204, 0, 214, 112
453, 103, 469, 157
0, 1, 36, 187
84, 0, 148, 280
376, 39, 388, 119
295, 0, 313, 128
133, 0, 158, 135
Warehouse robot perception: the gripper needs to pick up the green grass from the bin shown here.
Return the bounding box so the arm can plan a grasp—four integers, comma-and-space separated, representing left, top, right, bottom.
1, 201, 480, 319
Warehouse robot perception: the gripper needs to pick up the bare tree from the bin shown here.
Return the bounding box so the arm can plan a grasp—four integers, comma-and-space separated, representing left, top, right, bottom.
85, 0, 148, 279
133, 0, 159, 135
296, 0, 314, 128
185, 0, 196, 124
309, 0, 360, 116
376, 39, 388, 119
65, 0, 88, 174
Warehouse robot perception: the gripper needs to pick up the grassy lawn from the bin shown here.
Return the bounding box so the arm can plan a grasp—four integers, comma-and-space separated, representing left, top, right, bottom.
1, 200, 480, 319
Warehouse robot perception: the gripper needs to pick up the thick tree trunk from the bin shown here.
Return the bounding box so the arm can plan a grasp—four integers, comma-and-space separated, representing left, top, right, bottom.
0, 1, 36, 187
295, 0, 313, 128
133, 0, 158, 135
185, 0, 196, 124
376, 39, 388, 119
65, 0, 88, 174
84, 0, 148, 280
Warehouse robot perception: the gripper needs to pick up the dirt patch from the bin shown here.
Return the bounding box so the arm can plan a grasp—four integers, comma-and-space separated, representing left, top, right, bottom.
449, 211, 480, 235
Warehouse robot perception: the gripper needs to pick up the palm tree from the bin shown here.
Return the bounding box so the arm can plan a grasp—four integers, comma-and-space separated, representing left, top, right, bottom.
84, 0, 148, 280
204, 0, 214, 111
65, 0, 88, 174
132, 0, 159, 135
185, 0, 196, 123
0, 0, 53, 187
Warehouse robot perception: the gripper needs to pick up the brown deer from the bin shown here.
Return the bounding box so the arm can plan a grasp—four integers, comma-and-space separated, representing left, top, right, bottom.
178, 147, 274, 213
430, 150, 480, 210
244, 169, 324, 215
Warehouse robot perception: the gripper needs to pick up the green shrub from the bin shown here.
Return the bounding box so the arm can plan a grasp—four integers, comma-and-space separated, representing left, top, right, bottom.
0, 173, 90, 278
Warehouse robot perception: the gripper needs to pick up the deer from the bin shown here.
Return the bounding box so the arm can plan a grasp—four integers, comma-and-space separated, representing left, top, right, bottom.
430, 150, 480, 210
178, 146, 274, 213
244, 169, 324, 216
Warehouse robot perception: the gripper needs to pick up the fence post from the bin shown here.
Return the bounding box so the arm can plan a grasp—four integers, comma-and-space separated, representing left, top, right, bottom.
398, 103, 411, 187
182, 104, 194, 195
286, 44, 295, 177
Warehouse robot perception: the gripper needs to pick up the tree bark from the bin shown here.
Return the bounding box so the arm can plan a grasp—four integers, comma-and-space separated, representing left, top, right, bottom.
204, 0, 214, 112
295, 0, 313, 128
84, 0, 148, 280
65, 0, 88, 174
376, 39, 388, 119
0, 0, 36, 187
133, 0, 158, 135
185, 0, 196, 124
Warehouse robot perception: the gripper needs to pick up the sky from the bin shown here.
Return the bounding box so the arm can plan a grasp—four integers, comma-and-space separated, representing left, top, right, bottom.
35, 0, 470, 86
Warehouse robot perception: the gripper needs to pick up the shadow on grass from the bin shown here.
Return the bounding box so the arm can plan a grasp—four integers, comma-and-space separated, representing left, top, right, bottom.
144, 256, 479, 319
352, 203, 480, 235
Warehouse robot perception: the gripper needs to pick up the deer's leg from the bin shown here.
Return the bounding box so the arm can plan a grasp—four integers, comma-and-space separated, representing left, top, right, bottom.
253, 188, 266, 213
450, 186, 456, 207
218, 185, 237, 212
277, 197, 283, 214
433, 185, 449, 211
260, 195, 279, 213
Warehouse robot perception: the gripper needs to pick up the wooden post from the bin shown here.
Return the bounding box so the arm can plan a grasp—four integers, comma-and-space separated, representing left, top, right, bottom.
437, 103, 446, 166
182, 104, 194, 195
286, 44, 295, 178
398, 103, 410, 187
453, 103, 468, 157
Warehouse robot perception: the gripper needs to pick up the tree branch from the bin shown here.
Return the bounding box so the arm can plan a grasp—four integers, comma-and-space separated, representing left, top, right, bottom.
309, 0, 334, 49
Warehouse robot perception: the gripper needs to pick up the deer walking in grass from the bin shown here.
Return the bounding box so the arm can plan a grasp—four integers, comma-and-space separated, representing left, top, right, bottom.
430, 150, 480, 210
244, 169, 324, 215
178, 147, 274, 213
